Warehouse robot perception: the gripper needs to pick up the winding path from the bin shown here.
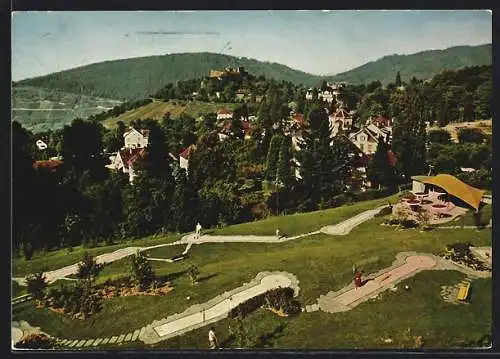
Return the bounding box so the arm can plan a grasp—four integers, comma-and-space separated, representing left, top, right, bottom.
13, 206, 385, 285
12, 203, 492, 349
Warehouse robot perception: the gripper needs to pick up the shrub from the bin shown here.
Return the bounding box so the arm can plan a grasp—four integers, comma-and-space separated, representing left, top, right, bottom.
25, 272, 47, 303
456, 169, 491, 190
76, 251, 103, 281
187, 264, 200, 285
458, 128, 485, 144
375, 206, 393, 217
229, 287, 300, 318
400, 218, 419, 229
129, 251, 156, 291
15, 333, 57, 349
441, 242, 489, 271
428, 129, 451, 144
354, 187, 396, 202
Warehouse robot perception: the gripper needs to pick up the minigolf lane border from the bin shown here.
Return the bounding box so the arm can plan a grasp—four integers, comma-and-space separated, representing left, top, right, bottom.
138, 271, 300, 344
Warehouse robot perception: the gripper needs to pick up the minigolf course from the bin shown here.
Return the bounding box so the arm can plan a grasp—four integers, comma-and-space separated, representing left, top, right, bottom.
139, 271, 300, 344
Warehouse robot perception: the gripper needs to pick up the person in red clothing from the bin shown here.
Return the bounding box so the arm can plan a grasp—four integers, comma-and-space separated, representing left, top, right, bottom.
354, 270, 363, 289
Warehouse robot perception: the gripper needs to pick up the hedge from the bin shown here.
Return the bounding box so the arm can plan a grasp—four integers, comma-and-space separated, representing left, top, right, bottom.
229, 287, 300, 318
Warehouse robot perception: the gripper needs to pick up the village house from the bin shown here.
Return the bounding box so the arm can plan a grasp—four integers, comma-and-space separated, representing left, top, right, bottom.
305, 88, 314, 100
348, 115, 392, 155
348, 126, 381, 155
106, 148, 146, 183
123, 127, 149, 149
329, 107, 354, 137
179, 144, 196, 172
217, 109, 233, 121
318, 90, 334, 104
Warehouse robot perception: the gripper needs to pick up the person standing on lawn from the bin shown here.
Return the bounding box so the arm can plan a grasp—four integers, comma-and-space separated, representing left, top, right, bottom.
208, 327, 219, 349
354, 270, 363, 289
195, 222, 202, 239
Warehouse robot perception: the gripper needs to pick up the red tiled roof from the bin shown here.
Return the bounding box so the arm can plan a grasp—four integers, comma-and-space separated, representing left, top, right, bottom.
373, 116, 392, 127
180, 145, 195, 159
217, 109, 233, 115
119, 148, 147, 168
33, 159, 64, 171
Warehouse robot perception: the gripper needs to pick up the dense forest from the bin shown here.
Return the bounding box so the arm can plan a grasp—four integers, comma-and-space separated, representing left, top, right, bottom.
12, 65, 492, 260
13, 44, 491, 101
329, 43, 491, 85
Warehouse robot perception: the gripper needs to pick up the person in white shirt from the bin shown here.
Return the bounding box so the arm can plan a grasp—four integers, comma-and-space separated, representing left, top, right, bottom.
195, 222, 202, 239
208, 327, 218, 349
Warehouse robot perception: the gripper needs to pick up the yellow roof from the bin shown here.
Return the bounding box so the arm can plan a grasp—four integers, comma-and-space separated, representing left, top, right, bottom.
422, 174, 485, 210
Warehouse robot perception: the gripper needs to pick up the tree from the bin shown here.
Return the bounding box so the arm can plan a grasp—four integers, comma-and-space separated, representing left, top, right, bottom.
171, 167, 199, 233
265, 135, 283, 180
76, 251, 103, 281
298, 107, 351, 210
129, 251, 156, 290
137, 122, 172, 180
60, 118, 106, 179
428, 129, 451, 144
366, 136, 397, 188
63, 213, 84, 248
276, 135, 293, 188
187, 263, 200, 285
395, 71, 402, 87
26, 272, 47, 303
391, 86, 428, 180
458, 128, 485, 144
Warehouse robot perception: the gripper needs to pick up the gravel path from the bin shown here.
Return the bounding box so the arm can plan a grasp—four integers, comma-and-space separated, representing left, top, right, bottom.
320, 206, 386, 235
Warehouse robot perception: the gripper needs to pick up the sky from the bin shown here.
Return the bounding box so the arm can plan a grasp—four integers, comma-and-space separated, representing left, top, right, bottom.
12, 10, 492, 81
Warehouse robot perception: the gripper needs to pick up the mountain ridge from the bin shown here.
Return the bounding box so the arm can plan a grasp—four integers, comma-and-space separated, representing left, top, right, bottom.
13, 44, 491, 101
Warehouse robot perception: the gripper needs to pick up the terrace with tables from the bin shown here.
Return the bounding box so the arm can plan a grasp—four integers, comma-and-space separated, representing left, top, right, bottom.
394, 174, 486, 225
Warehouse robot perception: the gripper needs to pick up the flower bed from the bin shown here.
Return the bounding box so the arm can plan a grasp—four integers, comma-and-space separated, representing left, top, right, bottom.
440, 242, 490, 272
432, 204, 447, 209
15, 333, 58, 349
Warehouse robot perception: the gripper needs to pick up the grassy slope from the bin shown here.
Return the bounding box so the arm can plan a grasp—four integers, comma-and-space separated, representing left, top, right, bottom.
211, 192, 401, 236
13, 204, 491, 342
12, 234, 181, 277
102, 100, 239, 129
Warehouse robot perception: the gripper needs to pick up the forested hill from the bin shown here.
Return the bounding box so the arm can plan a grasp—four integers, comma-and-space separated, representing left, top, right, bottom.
326, 44, 492, 85
13, 53, 323, 100
13, 44, 491, 101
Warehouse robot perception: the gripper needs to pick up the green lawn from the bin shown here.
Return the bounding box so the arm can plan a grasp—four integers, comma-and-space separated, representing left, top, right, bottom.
103, 271, 491, 350
211, 193, 401, 236
13, 212, 491, 343
12, 280, 27, 298
435, 203, 492, 228
103, 100, 239, 129
12, 234, 181, 277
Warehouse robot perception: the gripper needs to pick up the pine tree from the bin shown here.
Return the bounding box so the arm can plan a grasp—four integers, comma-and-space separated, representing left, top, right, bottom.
171, 167, 199, 233
395, 71, 402, 87
366, 136, 397, 188
276, 135, 293, 187
392, 86, 428, 181
265, 134, 283, 180
298, 107, 350, 209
